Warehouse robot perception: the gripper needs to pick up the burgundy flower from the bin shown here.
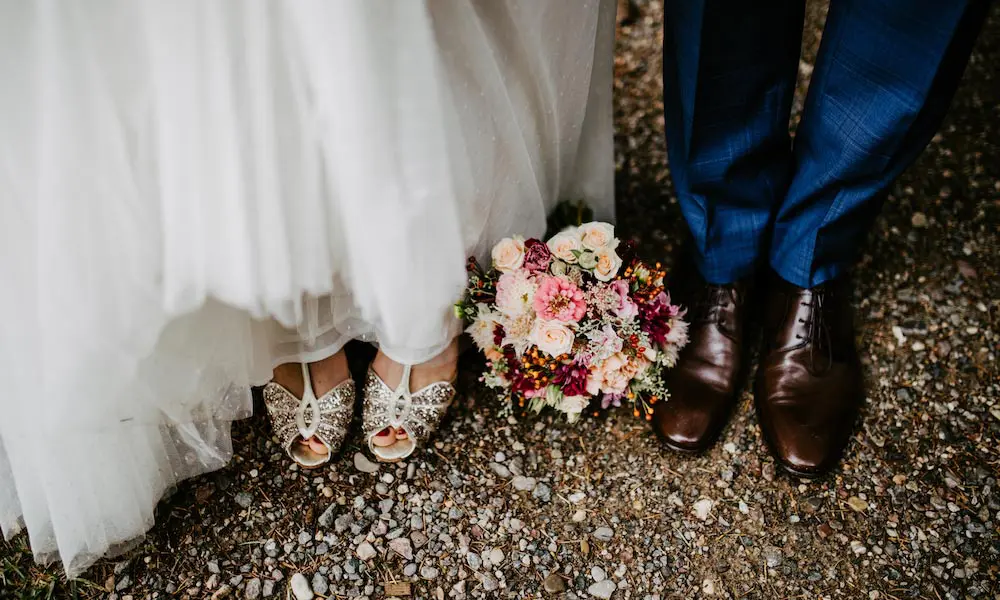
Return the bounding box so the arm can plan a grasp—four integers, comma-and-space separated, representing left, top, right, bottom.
639, 291, 676, 346
522, 238, 552, 273
552, 362, 590, 397
493, 323, 506, 347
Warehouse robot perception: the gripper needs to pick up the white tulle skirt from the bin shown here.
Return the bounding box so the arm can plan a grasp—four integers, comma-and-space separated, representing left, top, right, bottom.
0, 0, 615, 577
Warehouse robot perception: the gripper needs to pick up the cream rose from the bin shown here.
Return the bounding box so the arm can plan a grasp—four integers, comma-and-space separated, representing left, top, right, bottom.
492, 236, 525, 272
586, 352, 633, 395
530, 319, 575, 357
578, 222, 617, 251
559, 395, 589, 422
593, 247, 623, 282
546, 229, 581, 264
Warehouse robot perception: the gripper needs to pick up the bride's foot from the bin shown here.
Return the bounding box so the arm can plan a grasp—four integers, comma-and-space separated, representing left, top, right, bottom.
363, 340, 458, 462
265, 351, 354, 468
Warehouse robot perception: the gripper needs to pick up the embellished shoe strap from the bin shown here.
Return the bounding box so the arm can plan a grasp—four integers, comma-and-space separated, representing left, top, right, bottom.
295, 362, 322, 441
385, 363, 414, 428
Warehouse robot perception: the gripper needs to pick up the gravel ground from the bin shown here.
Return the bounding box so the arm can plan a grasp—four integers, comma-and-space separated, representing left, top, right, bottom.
3, 2, 998, 599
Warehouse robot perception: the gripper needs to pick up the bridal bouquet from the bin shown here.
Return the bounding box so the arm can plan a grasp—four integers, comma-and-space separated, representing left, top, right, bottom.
455, 222, 688, 423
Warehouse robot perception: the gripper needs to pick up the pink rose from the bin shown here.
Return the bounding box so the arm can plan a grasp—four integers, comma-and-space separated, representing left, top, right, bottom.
532, 276, 586, 323
522, 238, 552, 273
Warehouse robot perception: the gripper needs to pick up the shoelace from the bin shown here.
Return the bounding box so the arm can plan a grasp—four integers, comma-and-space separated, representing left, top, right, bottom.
794, 291, 834, 373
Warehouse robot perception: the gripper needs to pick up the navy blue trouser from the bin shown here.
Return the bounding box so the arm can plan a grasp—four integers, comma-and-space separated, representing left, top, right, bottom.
662, 0, 990, 287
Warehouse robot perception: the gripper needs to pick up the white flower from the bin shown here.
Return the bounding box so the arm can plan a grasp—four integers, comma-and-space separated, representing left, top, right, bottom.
547, 229, 582, 264
592, 247, 623, 282
495, 270, 536, 317
665, 317, 689, 347
530, 319, 575, 357
465, 303, 501, 352
559, 395, 589, 422
578, 222, 617, 251
501, 312, 535, 357
491, 236, 525, 272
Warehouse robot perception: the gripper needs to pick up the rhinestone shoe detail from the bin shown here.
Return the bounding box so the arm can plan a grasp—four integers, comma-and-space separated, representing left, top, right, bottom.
263, 362, 354, 468
362, 364, 455, 462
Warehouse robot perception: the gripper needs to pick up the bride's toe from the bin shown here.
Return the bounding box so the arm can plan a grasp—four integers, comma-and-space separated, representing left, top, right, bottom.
373, 427, 397, 447
306, 436, 329, 455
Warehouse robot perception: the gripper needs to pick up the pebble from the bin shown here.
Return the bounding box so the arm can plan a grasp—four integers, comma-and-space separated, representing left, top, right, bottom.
591, 566, 606, 582
847, 497, 868, 513
477, 572, 499, 592
702, 577, 716, 595
244, 578, 261, 600
311, 574, 328, 596
466, 552, 482, 570
592, 527, 614, 542
420, 565, 440, 579
356, 542, 377, 561
588, 579, 616, 599
389, 537, 414, 560
512, 476, 537, 492
289, 573, 313, 600
404, 563, 418, 577
488, 548, 505, 565
763, 547, 783, 568
234, 492, 252, 509
533, 482, 552, 502
490, 462, 512, 478
354, 453, 379, 474
693, 498, 714, 521
262, 580, 275, 598
572, 509, 587, 522
543, 573, 566, 593
317, 504, 338, 528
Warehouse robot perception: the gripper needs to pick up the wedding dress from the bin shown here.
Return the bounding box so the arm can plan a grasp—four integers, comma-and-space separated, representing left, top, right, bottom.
0, 0, 615, 577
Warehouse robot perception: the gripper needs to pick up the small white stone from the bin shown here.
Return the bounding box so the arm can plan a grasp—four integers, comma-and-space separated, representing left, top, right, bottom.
702, 577, 717, 595
511, 476, 537, 492
587, 579, 616, 599
572, 510, 587, 522
488, 548, 504, 565
289, 573, 313, 600
353, 453, 379, 474
692, 498, 714, 521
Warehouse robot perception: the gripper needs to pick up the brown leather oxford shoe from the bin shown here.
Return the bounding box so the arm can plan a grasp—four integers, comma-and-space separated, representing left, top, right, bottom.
754, 273, 864, 477
653, 271, 754, 453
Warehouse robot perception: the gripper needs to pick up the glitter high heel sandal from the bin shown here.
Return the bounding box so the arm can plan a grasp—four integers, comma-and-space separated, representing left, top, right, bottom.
263, 362, 355, 469
362, 364, 456, 462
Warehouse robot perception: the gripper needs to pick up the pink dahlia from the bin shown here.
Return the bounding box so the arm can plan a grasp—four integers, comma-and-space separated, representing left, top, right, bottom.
532, 276, 586, 323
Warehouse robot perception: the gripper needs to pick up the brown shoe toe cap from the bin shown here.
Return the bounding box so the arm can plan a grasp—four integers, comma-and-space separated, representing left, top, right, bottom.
653, 376, 736, 453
